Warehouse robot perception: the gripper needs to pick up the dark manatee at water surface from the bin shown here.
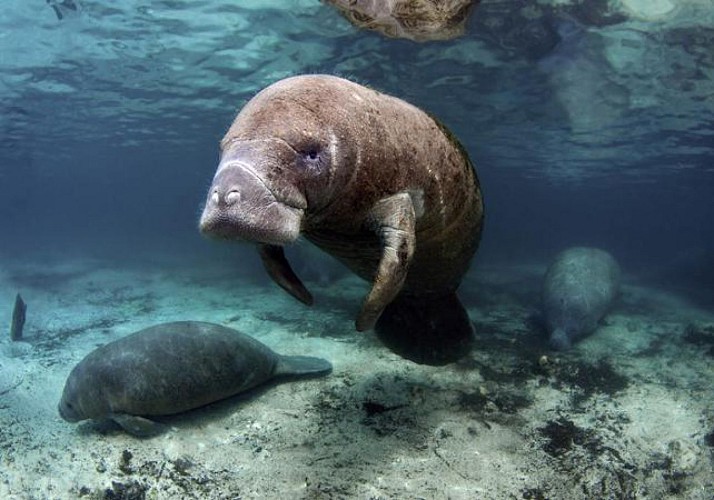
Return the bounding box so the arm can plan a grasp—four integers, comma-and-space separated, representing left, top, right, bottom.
542, 247, 621, 350
58, 321, 332, 437
199, 74, 484, 366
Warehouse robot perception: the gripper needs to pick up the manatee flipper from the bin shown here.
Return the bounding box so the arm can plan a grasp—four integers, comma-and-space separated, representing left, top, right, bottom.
375, 292, 474, 365
275, 355, 333, 377
549, 328, 571, 351
356, 192, 416, 331
259, 244, 313, 305
111, 414, 166, 438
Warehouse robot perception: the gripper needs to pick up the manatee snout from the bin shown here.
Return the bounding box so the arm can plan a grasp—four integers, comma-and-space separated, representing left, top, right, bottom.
58, 393, 81, 423
548, 327, 572, 351
199, 160, 305, 245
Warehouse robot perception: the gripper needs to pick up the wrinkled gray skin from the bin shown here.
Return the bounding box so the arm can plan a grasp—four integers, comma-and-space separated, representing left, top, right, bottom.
58, 321, 331, 436
542, 247, 621, 350
198, 75, 483, 360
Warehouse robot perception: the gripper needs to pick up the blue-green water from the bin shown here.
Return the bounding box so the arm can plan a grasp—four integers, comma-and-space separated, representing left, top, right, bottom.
0, 1, 713, 498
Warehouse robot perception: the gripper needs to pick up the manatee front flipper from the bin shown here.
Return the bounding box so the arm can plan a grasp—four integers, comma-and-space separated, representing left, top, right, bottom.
259, 244, 313, 305
356, 192, 416, 331
376, 292, 474, 365
111, 414, 166, 438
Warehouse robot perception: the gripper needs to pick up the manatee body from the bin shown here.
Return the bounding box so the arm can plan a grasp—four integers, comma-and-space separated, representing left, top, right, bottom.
542, 247, 621, 350
58, 321, 331, 436
199, 74, 484, 365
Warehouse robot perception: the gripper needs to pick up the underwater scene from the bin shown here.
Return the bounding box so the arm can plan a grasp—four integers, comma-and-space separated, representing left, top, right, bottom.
1, 0, 713, 498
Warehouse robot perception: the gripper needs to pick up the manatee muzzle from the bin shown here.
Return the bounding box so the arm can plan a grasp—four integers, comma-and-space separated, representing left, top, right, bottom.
58, 396, 82, 422
199, 161, 304, 245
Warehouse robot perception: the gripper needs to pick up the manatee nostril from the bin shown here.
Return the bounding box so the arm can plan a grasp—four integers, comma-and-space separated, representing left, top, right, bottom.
209, 187, 240, 207
225, 190, 240, 205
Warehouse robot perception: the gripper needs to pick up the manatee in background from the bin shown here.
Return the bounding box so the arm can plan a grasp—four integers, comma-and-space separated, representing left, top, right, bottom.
58, 321, 331, 436
199, 74, 484, 365
323, 0, 479, 42
542, 247, 621, 350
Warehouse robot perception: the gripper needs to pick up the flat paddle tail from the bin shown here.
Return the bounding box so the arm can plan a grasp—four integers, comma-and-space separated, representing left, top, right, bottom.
375, 292, 474, 365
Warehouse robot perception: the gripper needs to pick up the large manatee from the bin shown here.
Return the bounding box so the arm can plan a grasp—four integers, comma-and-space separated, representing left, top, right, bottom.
199, 74, 484, 365
542, 247, 621, 350
58, 321, 332, 436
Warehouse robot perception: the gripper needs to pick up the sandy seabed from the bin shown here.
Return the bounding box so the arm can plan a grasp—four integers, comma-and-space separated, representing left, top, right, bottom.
0, 253, 712, 500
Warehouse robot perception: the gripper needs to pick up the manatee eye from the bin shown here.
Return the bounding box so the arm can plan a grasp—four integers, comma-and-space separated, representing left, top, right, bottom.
299, 145, 324, 171
303, 147, 320, 161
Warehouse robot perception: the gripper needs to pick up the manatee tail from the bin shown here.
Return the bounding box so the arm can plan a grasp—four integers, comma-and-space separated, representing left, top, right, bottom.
549, 328, 572, 351
275, 356, 332, 377
375, 292, 474, 365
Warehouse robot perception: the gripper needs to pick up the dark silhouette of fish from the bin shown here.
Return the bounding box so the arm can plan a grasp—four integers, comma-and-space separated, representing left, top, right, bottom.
47, 0, 79, 21
542, 247, 621, 350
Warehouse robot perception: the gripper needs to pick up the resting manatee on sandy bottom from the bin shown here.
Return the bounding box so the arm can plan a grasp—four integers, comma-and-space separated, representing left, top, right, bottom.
199, 74, 484, 365
58, 321, 331, 437
542, 247, 621, 350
